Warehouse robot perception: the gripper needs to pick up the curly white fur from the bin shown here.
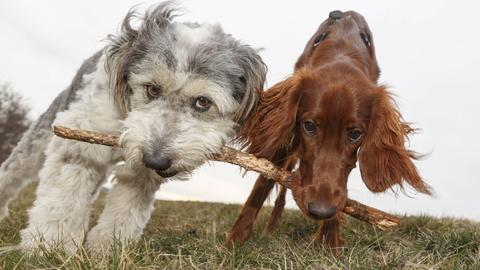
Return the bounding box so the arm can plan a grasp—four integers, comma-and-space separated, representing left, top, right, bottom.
0, 2, 266, 253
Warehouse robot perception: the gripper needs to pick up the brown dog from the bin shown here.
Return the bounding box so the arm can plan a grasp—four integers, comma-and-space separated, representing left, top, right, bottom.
227, 10, 431, 253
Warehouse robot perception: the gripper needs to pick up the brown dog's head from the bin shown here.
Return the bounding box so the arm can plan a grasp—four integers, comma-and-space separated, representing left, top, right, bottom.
240, 11, 431, 223
296, 10, 380, 82
288, 69, 431, 221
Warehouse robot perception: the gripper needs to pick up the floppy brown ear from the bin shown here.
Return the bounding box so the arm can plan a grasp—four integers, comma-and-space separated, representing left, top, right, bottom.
238, 76, 303, 160
358, 88, 431, 194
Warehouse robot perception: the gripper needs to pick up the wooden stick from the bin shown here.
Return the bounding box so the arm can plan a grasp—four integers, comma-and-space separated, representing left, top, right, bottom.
343, 199, 400, 230
52, 126, 293, 187
53, 125, 121, 147
52, 125, 400, 229
211, 146, 293, 188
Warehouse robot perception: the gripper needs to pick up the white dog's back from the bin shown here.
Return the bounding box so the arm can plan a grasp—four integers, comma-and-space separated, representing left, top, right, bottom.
0, 51, 103, 220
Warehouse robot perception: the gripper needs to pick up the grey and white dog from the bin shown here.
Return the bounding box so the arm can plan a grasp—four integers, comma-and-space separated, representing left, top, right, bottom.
0, 2, 266, 252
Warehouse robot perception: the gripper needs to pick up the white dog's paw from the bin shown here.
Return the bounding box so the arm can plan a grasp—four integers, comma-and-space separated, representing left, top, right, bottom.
20, 229, 81, 255
87, 222, 144, 251
19, 231, 43, 253
86, 227, 116, 251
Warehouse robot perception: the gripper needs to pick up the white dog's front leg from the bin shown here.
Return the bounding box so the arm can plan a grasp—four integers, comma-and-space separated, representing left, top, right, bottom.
86, 169, 160, 250
20, 138, 112, 254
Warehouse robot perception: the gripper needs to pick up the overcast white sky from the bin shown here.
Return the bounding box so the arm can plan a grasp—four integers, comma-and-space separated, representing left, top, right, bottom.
1, 0, 479, 221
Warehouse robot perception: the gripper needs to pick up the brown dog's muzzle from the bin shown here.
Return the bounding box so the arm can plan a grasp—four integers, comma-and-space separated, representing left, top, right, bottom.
307, 201, 337, 219
291, 167, 348, 221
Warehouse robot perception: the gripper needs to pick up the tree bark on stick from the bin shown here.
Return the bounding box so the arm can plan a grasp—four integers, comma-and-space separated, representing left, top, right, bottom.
52, 125, 401, 229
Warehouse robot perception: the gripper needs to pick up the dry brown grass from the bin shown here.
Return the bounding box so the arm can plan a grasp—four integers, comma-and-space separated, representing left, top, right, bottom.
0, 183, 479, 269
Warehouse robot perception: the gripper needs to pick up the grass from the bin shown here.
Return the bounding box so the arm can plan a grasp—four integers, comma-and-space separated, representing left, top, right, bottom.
0, 184, 479, 269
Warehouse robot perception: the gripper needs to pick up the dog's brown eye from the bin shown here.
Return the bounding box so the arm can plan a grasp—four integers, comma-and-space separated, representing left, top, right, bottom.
313, 33, 327, 47
193, 96, 212, 112
145, 84, 162, 100
348, 129, 363, 143
303, 120, 317, 136
360, 33, 371, 47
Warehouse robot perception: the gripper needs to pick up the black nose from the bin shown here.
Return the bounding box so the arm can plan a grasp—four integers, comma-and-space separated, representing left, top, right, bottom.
329, 10, 344, 20
307, 202, 337, 219
143, 152, 172, 172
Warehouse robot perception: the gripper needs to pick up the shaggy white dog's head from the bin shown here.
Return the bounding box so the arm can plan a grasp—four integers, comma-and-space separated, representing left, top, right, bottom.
107, 2, 266, 180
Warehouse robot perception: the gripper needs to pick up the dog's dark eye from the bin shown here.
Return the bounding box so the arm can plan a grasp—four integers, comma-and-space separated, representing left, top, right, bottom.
303, 120, 317, 136
313, 33, 328, 47
360, 33, 371, 47
145, 84, 162, 100
347, 129, 363, 143
193, 96, 212, 112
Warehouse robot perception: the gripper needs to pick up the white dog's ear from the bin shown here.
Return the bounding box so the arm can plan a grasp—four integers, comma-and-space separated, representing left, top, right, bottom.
233, 47, 267, 124
106, 2, 178, 115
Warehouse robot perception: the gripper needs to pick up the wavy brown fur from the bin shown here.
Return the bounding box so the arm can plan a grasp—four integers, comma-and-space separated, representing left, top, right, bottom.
228, 10, 431, 253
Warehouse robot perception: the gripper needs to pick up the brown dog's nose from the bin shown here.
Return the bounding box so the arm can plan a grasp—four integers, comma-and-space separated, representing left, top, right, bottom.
307, 202, 337, 219
329, 10, 344, 20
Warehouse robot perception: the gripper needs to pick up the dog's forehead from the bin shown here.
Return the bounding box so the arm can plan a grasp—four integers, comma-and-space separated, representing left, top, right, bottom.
172, 22, 245, 78
300, 85, 353, 118
171, 22, 218, 51
136, 22, 246, 100
299, 74, 370, 124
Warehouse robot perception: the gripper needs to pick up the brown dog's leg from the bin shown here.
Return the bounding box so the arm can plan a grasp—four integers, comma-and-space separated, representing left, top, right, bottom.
266, 157, 296, 233
314, 215, 343, 256
226, 175, 275, 245
266, 185, 287, 233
